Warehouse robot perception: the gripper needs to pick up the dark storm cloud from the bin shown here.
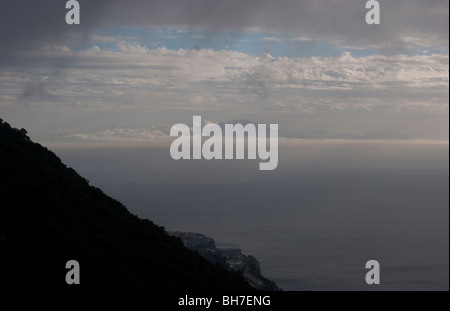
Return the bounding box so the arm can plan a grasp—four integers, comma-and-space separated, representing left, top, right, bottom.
1, 0, 448, 64
0, 1, 97, 63
102, 0, 449, 48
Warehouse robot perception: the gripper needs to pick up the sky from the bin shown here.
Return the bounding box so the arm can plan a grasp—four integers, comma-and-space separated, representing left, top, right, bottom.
0, 0, 449, 143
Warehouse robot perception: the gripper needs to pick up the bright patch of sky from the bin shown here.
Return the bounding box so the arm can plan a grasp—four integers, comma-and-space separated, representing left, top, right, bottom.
87, 27, 441, 58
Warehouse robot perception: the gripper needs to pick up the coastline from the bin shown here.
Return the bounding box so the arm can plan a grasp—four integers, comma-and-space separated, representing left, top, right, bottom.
169, 231, 281, 291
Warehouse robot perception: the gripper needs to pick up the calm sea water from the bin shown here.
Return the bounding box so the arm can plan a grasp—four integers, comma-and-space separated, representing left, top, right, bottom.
54, 141, 449, 290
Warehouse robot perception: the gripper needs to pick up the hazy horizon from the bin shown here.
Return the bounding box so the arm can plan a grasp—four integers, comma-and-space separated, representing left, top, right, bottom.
51, 140, 449, 290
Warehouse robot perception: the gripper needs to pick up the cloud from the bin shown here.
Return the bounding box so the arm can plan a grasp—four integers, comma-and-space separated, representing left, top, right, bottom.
0, 1, 448, 142
1, 0, 448, 66
290, 36, 315, 42
262, 37, 282, 43
68, 128, 170, 142
21, 81, 59, 103
1, 43, 448, 116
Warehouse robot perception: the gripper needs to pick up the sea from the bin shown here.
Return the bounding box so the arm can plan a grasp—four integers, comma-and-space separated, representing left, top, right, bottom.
52, 140, 449, 291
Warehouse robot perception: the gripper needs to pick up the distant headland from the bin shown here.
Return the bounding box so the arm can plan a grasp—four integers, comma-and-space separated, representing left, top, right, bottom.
169, 232, 281, 291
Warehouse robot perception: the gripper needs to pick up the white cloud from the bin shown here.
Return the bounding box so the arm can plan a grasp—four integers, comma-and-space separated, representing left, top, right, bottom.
4, 44, 448, 116
1, 40, 448, 142
290, 36, 314, 42
262, 37, 282, 43
68, 128, 170, 142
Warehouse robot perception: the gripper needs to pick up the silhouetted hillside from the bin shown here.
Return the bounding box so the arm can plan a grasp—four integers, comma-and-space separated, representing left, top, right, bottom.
0, 118, 252, 291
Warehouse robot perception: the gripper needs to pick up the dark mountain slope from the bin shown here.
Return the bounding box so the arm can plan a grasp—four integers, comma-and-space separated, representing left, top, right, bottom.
0, 119, 252, 291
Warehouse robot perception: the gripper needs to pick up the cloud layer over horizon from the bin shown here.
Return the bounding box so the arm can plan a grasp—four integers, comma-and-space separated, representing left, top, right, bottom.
0, 0, 448, 143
